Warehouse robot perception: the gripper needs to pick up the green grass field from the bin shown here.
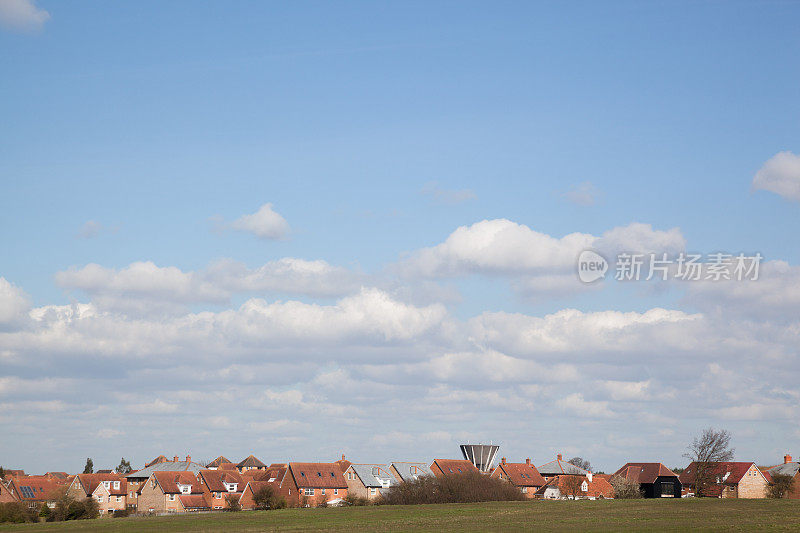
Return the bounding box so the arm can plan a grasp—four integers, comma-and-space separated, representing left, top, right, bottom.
2, 499, 799, 532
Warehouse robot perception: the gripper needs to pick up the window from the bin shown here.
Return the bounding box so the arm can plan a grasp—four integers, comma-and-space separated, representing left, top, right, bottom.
581, 481, 588, 492
96, 495, 103, 502
334, 489, 338, 495
116, 496, 122, 502
214, 492, 220, 499
370, 488, 377, 496
660, 483, 674, 497
129, 492, 135, 498
321, 489, 326, 495
304, 488, 314, 496
522, 487, 528, 493
103, 481, 111, 489
114, 481, 120, 489
168, 494, 176, 501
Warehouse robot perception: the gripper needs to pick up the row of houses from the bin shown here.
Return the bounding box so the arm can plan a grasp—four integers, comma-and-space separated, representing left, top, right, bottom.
2, 452, 798, 515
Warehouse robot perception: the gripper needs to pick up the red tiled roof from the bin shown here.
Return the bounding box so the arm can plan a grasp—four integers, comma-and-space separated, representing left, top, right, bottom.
207, 456, 232, 468
153, 471, 200, 494
10, 476, 68, 502
679, 462, 761, 486
145, 455, 169, 468
219, 462, 238, 471
242, 465, 286, 483
179, 493, 211, 509
431, 459, 479, 476
612, 463, 678, 484
237, 455, 266, 468
74, 474, 124, 496
199, 469, 245, 492
289, 463, 347, 489
495, 462, 545, 487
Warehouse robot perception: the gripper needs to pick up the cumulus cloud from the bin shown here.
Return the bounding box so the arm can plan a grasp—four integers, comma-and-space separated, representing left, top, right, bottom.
225, 203, 290, 239
205, 257, 365, 297
0, 277, 31, 330
752, 151, 800, 202
0, 0, 49, 32
421, 182, 477, 204
396, 219, 684, 299
55, 257, 365, 314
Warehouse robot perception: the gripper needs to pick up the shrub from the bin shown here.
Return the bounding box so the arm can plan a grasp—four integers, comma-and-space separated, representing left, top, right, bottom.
381, 471, 526, 505
112, 508, 131, 518
344, 494, 371, 506
225, 494, 241, 512
47, 495, 98, 522
253, 485, 285, 510
610, 475, 643, 499
0, 502, 39, 523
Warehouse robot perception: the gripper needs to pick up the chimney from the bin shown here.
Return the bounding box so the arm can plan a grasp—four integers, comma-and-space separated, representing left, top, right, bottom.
501, 457, 506, 465
785, 454, 793, 464
173, 455, 179, 462
186, 455, 191, 463
587, 472, 593, 482
341, 454, 346, 461
526, 458, 531, 465
557, 454, 562, 461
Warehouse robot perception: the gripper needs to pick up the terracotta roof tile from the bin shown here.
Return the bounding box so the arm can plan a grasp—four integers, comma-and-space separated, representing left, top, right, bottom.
289, 463, 347, 489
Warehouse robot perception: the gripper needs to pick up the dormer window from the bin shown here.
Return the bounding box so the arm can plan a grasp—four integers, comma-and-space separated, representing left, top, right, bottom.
103, 481, 111, 489
581, 481, 588, 492
113, 481, 120, 489
225, 483, 238, 492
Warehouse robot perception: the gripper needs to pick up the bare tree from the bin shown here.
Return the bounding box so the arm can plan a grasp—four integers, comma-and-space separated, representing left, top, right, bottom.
683, 427, 734, 497
610, 475, 642, 499
560, 476, 584, 499
767, 473, 794, 499
568, 457, 592, 472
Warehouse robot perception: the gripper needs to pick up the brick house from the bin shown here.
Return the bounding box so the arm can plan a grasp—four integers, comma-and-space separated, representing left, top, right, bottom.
766, 454, 800, 499
67, 474, 127, 515
136, 471, 210, 513
536, 472, 613, 500
429, 459, 479, 477
237, 455, 267, 472
490, 458, 545, 498
388, 462, 433, 483
6, 475, 69, 509
206, 456, 232, 470
679, 462, 768, 498
238, 464, 290, 509
611, 463, 682, 498
197, 469, 244, 510
124, 455, 203, 510
285, 463, 348, 507
0, 480, 18, 503
343, 464, 396, 500
537, 454, 589, 480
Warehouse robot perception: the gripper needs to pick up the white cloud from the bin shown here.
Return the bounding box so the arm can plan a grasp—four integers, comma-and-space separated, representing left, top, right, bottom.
227, 203, 290, 239
205, 257, 364, 297
0, 277, 31, 329
557, 393, 614, 418
0, 0, 49, 32
563, 181, 600, 206
752, 151, 800, 202
397, 220, 684, 293
600, 380, 651, 401
55, 261, 229, 313
421, 182, 477, 204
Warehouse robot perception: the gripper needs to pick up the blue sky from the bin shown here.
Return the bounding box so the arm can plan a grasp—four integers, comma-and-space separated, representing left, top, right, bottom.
1, 0, 799, 474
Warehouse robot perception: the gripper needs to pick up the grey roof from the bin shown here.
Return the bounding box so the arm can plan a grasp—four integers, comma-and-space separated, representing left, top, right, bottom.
768, 463, 800, 477
537, 459, 589, 476
390, 462, 433, 482
124, 461, 203, 480
350, 464, 397, 489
